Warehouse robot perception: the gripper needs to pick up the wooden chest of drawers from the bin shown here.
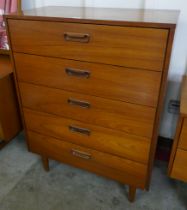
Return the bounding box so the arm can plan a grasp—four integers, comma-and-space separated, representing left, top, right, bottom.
5, 6, 178, 201
169, 76, 187, 182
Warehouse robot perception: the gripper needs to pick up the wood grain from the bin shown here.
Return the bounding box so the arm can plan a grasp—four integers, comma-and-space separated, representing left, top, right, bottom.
178, 118, 187, 151
28, 131, 147, 188
15, 53, 162, 107
0, 55, 12, 79
168, 78, 187, 182
0, 74, 21, 141
24, 108, 151, 164
5, 6, 178, 201
168, 116, 183, 176
146, 27, 176, 190
181, 76, 187, 116
9, 20, 168, 71
170, 149, 187, 182
20, 83, 156, 138
168, 79, 187, 181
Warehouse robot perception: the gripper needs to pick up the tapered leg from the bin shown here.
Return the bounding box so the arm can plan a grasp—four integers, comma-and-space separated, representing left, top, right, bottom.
41, 156, 49, 172
128, 186, 136, 202
145, 184, 150, 191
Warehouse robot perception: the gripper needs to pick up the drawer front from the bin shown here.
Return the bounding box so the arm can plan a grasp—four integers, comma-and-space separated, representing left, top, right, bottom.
20, 83, 156, 138
28, 131, 147, 188
24, 109, 150, 164
9, 20, 168, 71
15, 53, 162, 107
178, 118, 187, 150
171, 149, 187, 182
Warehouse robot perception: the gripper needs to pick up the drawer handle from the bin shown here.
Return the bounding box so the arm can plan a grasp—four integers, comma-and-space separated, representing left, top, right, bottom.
64, 32, 90, 43
68, 98, 90, 109
65, 68, 90, 78
69, 125, 91, 136
71, 149, 92, 160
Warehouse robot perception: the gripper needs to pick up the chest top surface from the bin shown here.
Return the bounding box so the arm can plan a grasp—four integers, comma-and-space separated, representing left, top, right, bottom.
5, 6, 179, 28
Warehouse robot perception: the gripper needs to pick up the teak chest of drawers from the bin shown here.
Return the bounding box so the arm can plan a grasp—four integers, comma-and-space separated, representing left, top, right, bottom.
169, 76, 187, 182
5, 6, 178, 202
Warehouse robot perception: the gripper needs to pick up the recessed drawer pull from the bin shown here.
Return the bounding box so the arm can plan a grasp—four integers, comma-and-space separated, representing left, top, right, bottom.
69, 125, 91, 136
64, 32, 90, 43
65, 68, 90, 78
71, 149, 92, 160
68, 98, 90, 109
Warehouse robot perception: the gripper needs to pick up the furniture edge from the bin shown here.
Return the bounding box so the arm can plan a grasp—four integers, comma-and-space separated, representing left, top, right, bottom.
168, 116, 184, 177
146, 27, 176, 189
4, 15, 177, 29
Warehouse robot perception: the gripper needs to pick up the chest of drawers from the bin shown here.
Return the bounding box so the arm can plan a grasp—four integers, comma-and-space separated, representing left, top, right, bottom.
5, 6, 178, 202
169, 76, 187, 182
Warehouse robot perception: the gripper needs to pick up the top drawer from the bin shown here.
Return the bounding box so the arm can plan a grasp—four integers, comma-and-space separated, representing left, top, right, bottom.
8, 20, 168, 71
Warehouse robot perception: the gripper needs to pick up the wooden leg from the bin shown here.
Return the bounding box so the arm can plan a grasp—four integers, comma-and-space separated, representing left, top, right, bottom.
145, 184, 150, 191
41, 156, 49, 172
128, 186, 136, 202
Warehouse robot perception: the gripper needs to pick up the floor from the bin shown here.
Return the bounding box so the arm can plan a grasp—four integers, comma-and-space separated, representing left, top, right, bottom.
0, 133, 187, 210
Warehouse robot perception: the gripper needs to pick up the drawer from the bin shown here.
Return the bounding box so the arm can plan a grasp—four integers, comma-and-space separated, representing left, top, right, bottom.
24, 108, 150, 163
20, 83, 156, 138
171, 149, 187, 182
9, 20, 168, 71
15, 53, 162, 107
178, 118, 187, 150
28, 131, 147, 188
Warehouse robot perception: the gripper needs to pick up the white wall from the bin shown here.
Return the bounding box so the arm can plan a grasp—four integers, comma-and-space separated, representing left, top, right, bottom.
145, 1, 187, 139
22, 0, 187, 139
22, 0, 146, 9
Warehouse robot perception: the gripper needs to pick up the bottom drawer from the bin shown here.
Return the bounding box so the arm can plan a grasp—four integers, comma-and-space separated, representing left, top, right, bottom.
28, 131, 147, 188
171, 149, 187, 182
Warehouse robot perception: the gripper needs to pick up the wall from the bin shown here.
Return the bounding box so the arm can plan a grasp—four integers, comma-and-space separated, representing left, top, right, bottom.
145, 0, 187, 139
22, 0, 145, 9
22, 0, 187, 139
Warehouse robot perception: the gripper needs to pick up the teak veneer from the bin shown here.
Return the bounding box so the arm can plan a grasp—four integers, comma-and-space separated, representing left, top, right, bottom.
169, 76, 187, 182
5, 6, 179, 202
0, 55, 21, 147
